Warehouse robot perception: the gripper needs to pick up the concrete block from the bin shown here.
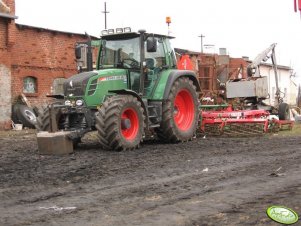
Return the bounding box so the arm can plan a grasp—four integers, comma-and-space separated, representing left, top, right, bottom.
37, 131, 73, 155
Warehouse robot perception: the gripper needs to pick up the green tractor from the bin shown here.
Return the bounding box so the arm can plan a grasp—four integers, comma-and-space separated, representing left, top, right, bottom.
37, 29, 200, 151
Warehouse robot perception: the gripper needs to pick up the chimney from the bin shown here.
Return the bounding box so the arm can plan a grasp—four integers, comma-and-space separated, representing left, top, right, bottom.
219, 48, 227, 55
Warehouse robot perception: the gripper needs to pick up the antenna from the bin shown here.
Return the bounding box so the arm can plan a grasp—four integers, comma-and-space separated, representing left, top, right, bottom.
102, 2, 110, 29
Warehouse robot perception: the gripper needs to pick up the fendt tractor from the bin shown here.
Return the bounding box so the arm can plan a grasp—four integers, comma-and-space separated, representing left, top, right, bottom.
37, 29, 200, 151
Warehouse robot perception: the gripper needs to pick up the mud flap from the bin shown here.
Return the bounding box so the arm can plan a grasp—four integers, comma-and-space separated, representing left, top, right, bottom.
37, 131, 74, 155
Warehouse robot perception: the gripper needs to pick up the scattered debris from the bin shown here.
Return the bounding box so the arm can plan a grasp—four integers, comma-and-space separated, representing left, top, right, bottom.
11, 120, 22, 131
39, 206, 77, 211
269, 166, 286, 177
202, 167, 209, 172
12, 104, 37, 129
11, 94, 39, 129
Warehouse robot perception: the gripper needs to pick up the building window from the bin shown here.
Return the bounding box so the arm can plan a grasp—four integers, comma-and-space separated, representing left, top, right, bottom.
23, 76, 37, 93
52, 78, 66, 95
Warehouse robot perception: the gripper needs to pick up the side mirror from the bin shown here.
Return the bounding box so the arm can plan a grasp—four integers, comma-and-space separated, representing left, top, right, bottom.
75, 45, 82, 59
147, 37, 157, 52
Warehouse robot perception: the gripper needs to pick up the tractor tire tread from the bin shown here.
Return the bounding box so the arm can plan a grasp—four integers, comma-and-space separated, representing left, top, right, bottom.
156, 77, 199, 142
95, 95, 145, 151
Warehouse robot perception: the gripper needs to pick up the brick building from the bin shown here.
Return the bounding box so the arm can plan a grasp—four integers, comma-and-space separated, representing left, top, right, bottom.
0, 0, 95, 129
175, 48, 249, 98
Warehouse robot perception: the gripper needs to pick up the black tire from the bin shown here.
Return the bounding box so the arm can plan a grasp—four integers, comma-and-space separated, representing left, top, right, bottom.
36, 105, 64, 131
156, 77, 199, 142
278, 102, 290, 120
95, 95, 145, 151
15, 104, 37, 128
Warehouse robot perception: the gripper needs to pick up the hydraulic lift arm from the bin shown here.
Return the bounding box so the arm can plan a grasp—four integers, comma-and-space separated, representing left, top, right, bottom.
247, 43, 281, 105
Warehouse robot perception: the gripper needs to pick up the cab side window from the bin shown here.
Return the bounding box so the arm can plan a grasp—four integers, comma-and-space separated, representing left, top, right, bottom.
145, 39, 166, 68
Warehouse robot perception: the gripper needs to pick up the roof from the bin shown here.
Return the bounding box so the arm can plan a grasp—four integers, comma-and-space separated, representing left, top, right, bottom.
0, 12, 17, 19
15, 23, 99, 39
174, 48, 201, 55
259, 62, 291, 71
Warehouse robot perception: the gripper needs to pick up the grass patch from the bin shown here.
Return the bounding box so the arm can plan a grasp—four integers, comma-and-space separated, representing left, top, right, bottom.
278, 123, 301, 136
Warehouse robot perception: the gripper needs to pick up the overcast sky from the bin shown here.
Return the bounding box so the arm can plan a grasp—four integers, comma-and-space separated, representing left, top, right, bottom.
15, 0, 301, 83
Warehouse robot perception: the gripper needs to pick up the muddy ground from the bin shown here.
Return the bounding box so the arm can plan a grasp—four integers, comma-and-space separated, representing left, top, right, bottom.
0, 127, 300, 226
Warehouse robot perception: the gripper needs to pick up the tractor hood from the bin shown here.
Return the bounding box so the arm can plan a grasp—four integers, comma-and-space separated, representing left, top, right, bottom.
64, 71, 98, 97
63, 69, 128, 103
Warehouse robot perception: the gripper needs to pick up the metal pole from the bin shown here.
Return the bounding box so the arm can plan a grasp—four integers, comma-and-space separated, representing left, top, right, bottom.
167, 24, 170, 36
166, 17, 171, 36
138, 29, 146, 96
102, 2, 110, 29
198, 34, 205, 53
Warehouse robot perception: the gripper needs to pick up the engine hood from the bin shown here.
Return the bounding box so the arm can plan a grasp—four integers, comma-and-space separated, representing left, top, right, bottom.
64, 71, 98, 97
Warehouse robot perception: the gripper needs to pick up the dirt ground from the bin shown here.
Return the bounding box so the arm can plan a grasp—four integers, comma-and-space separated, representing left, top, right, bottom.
0, 126, 300, 226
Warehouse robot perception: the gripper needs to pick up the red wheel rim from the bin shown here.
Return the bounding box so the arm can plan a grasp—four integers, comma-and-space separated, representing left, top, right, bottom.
174, 89, 195, 131
121, 108, 139, 141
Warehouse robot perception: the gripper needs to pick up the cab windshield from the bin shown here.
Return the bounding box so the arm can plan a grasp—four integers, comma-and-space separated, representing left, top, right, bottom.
98, 37, 140, 69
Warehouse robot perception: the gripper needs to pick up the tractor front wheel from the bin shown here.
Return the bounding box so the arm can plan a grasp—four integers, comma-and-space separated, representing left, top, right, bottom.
36, 102, 65, 131
95, 95, 145, 151
156, 77, 199, 142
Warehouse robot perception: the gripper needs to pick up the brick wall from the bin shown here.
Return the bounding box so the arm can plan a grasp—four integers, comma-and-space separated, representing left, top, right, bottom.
0, 20, 8, 49
0, 0, 98, 129
10, 24, 88, 106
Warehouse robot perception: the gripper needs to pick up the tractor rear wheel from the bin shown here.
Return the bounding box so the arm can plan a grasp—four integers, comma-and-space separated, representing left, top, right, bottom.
156, 77, 199, 142
95, 95, 145, 151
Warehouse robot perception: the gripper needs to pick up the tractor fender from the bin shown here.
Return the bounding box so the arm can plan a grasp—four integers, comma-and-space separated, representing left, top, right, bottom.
163, 70, 201, 100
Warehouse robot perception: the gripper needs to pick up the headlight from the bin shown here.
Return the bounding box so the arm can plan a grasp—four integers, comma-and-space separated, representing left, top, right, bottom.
65, 100, 72, 106
76, 99, 84, 106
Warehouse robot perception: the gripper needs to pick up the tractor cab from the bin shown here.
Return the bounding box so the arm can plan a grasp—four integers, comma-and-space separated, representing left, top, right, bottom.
96, 29, 177, 97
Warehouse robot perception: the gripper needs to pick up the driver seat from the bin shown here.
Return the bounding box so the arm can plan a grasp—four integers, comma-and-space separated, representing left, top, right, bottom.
145, 58, 156, 70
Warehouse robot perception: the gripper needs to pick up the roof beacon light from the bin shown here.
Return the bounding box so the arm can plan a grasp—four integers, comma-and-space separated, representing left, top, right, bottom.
166, 16, 171, 25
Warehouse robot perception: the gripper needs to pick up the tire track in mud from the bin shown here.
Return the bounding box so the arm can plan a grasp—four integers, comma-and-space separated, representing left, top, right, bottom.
0, 133, 300, 225
1, 141, 300, 225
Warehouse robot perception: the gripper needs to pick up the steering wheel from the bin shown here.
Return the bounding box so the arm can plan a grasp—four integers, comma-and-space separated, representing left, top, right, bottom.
122, 58, 140, 68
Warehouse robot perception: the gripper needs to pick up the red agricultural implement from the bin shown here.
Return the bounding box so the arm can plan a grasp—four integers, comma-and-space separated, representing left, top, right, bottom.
294, 0, 301, 14
199, 105, 293, 137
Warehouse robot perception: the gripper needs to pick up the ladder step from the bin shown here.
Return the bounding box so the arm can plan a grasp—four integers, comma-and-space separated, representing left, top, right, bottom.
149, 124, 160, 128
